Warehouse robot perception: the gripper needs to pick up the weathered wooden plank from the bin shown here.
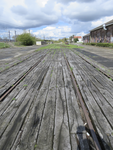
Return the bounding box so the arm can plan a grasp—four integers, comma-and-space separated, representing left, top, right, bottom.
14, 62, 54, 150
0, 65, 49, 139
0, 88, 35, 150
0, 58, 49, 115
0, 60, 51, 150
53, 61, 71, 150
62, 57, 90, 150
0, 51, 48, 94
35, 63, 57, 150
69, 54, 113, 126
68, 60, 113, 150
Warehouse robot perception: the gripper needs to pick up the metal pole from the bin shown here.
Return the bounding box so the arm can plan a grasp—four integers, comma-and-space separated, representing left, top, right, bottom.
15, 30, 16, 42
9, 31, 10, 42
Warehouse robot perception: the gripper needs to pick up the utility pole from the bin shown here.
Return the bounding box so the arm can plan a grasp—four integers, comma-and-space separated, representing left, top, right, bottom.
9, 31, 10, 42
15, 30, 16, 42
43, 35, 45, 40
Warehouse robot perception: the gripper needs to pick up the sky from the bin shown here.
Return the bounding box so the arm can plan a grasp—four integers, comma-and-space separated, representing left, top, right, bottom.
0, 0, 113, 40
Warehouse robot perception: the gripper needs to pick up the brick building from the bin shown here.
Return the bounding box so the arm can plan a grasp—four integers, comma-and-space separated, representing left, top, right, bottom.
83, 19, 113, 43
83, 33, 90, 43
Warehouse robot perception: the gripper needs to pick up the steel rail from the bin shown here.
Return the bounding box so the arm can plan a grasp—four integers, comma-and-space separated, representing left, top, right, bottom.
0, 55, 46, 102
64, 56, 102, 150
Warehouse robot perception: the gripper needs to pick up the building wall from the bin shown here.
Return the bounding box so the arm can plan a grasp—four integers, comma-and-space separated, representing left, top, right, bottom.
83, 35, 90, 43
90, 24, 113, 43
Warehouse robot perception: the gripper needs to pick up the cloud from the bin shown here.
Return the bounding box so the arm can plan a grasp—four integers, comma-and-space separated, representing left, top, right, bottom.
34, 25, 72, 40
11, 5, 27, 15
0, 0, 113, 40
56, 0, 95, 4
63, 0, 113, 22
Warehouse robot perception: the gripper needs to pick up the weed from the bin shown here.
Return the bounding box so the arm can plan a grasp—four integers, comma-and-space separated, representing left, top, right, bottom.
96, 68, 99, 71
23, 84, 28, 87
110, 78, 112, 81
0, 42, 10, 49
5, 66, 9, 69
70, 67, 73, 71
34, 144, 37, 148
12, 98, 16, 101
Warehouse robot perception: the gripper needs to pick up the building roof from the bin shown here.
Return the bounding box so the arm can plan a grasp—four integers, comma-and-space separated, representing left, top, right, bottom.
74, 36, 82, 39
90, 19, 113, 32
83, 33, 90, 37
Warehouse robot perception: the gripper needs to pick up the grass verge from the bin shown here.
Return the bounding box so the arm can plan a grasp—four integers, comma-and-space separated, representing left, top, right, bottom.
35, 44, 83, 51
0, 42, 10, 49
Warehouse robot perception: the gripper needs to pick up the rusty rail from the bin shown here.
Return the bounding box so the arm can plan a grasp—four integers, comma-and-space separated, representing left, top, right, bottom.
64, 56, 102, 150
0, 55, 46, 102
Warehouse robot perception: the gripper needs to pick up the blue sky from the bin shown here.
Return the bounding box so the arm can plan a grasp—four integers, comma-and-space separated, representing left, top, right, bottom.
0, 0, 113, 40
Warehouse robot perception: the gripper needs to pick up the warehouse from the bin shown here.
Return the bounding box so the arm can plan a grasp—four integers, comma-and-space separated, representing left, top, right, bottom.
83, 33, 90, 43
83, 19, 113, 43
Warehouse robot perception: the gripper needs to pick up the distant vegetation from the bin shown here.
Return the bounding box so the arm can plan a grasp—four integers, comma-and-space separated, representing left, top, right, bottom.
16, 33, 36, 46
0, 42, 10, 49
83, 43, 113, 48
74, 38, 79, 43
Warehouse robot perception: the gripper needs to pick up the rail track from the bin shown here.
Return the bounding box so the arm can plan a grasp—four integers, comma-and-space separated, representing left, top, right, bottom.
65, 56, 102, 150
0, 55, 46, 102
0, 48, 113, 150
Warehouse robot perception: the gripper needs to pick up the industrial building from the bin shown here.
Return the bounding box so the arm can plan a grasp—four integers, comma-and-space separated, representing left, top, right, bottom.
83, 19, 113, 43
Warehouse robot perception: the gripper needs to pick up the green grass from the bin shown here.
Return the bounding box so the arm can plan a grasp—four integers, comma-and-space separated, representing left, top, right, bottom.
67, 44, 83, 49
5, 66, 9, 69
23, 84, 28, 87
35, 44, 83, 51
70, 67, 73, 71
12, 98, 16, 101
14, 42, 25, 47
34, 144, 37, 148
96, 68, 99, 71
0, 42, 10, 49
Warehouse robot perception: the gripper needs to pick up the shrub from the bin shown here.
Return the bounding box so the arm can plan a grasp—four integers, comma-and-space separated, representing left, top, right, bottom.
16, 33, 36, 46
74, 38, 79, 43
83, 43, 113, 48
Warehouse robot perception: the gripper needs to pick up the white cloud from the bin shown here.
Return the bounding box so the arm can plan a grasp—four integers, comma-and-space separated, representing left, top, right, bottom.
36, 0, 49, 7
33, 25, 72, 40
0, 0, 113, 40
91, 15, 113, 28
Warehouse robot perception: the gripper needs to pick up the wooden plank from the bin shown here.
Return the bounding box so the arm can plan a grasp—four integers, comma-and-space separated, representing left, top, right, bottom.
0, 65, 49, 139
14, 62, 54, 150
0, 61, 51, 150
62, 57, 90, 150
69, 54, 113, 126
35, 63, 57, 150
68, 59, 113, 150
0, 51, 48, 94
0, 88, 35, 150
0, 58, 50, 115
53, 61, 71, 150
